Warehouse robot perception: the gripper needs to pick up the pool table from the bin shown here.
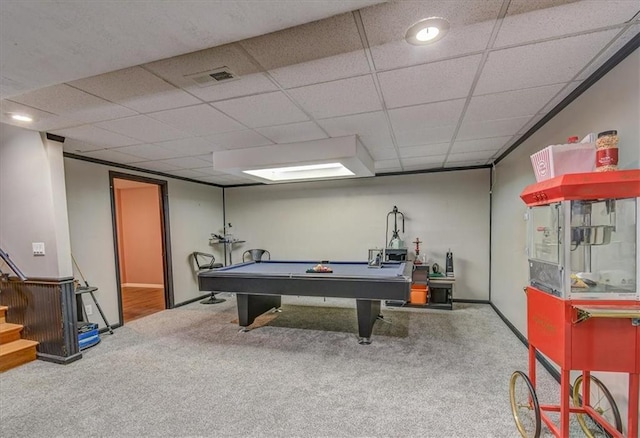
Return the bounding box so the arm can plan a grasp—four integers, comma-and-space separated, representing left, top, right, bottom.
197, 260, 413, 344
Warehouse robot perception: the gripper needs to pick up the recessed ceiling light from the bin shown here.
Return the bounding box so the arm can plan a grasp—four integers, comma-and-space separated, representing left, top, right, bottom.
10, 113, 33, 122
406, 17, 450, 46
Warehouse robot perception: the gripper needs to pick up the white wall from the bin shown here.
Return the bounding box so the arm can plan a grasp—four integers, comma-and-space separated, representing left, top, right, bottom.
491, 49, 640, 431
0, 124, 72, 278
64, 158, 224, 326
225, 169, 491, 301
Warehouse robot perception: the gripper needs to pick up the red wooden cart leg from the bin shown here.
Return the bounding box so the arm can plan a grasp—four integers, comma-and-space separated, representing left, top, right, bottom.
629, 373, 639, 438
561, 368, 571, 438
583, 371, 591, 407
529, 345, 537, 387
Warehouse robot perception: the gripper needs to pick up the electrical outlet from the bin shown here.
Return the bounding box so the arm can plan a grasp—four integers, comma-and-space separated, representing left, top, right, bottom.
85, 304, 93, 316
32, 242, 45, 256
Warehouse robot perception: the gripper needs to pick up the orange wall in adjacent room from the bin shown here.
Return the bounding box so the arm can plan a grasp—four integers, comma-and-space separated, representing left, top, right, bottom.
115, 185, 163, 285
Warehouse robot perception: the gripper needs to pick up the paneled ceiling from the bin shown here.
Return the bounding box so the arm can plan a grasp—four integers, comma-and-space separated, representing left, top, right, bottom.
1, 0, 638, 186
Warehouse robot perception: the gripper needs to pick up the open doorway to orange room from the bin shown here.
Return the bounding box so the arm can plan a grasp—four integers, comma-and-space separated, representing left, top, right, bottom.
109, 171, 174, 324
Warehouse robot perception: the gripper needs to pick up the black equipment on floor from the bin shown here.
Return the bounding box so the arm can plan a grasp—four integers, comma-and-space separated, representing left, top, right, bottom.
72, 254, 114, 335
192, 252, 225, 304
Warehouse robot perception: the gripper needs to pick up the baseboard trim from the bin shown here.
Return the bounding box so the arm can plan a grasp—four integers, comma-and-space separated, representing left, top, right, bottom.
453, 298, 490, 304
37, 351, 83, 365
173, 294, 213, 308
122, 283, 164, 288
489, 302, 560, 384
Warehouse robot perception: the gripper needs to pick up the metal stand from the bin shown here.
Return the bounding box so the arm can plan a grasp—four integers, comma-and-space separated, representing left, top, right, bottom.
75, 286, 114, 334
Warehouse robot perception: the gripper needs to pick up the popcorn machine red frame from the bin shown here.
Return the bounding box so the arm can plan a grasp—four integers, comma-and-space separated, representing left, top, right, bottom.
510, 170, 640, 438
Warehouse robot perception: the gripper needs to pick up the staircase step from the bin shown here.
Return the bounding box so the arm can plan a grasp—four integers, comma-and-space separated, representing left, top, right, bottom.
0, 339, 39, 372
0, 322, 23, 344
0, 305, 7, 323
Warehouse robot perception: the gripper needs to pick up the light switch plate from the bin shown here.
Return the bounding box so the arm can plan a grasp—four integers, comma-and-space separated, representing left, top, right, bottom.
32, 242, 45, 256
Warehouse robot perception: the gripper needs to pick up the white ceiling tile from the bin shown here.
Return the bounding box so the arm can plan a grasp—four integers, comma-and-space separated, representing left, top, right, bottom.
467, 84, 565, 122
112, 143, 188, 161
191, 74, 280, 103
447, 150, 495, 163
475, 29, 620, 95
517, 114, 546, 135
156, 137, 225, 156
1, 99, 81, 131
357, 132, 394, 150
540, 81, 583, 113
10, 84, 137, 123
361, 0, 502, 70
132, 161, 181, 172
165, 169, 210, 179
143, 44, 279, 102
450, 136, 513, 154
63, 138, 104, 153
401, 155, 446, 171
577, 24, 640, 80
240, 13, 363, 69
457, 116, 531, 140
398, 143, 450, 158
147, 104, 245, 136
395, 125, 456, 148
94, 115, 191, 143
287, 75, 382, 119
495, 0, 639, 48
82, 148, 143, 164
201, 130, 273, 150
378, 55, 482, 108
68, 66, 201, 113
374, 159, 402, 172
367, 147, 399, 160
192, 160, 228, 175
50, 124, 139, 147
388, 99, 466, 132
159, 156, 212, 169
255, 121, 328, 144
211, 92, 309, 128
268, 51, 371, 89
317, 111, 389, 137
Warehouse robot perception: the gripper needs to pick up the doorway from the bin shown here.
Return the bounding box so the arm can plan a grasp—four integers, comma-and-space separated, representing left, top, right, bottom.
109, 172, 174, 324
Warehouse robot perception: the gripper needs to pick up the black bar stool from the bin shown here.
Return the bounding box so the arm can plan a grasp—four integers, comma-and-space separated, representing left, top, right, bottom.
192, 252, 225, 304
242, 249, 271, 262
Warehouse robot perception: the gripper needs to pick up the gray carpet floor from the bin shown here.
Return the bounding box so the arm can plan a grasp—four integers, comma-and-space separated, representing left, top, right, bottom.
0, 296, 592, 437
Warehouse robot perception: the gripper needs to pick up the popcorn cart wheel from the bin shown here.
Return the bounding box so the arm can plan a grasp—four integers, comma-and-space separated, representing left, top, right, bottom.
509, 371, 624, 438
572, 374, 623, 437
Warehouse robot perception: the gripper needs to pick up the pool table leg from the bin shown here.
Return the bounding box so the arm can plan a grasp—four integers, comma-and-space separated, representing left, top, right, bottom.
356, 299, 381, 345
236, 294, 282, 329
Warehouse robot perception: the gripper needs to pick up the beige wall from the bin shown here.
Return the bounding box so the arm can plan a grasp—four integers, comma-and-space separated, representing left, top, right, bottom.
491, 49, 640, 431
226, 169, 491, 301
64, 158, 225, 326
0, 124, 72, 278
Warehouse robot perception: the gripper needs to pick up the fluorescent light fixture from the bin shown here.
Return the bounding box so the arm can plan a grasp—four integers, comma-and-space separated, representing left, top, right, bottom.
244, 163, 354, 182
406, 17, 450, 46
10, 113, 33, 122
213, 135, 374, 184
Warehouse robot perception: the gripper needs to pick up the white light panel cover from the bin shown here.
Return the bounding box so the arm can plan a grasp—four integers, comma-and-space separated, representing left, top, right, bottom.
212, 135, 374, 184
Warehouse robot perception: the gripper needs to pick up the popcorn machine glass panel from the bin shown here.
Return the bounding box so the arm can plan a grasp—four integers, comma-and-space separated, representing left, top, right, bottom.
527, 196, 638, 300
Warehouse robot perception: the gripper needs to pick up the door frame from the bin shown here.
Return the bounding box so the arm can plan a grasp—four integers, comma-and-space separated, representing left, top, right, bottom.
108, 171, 175, 324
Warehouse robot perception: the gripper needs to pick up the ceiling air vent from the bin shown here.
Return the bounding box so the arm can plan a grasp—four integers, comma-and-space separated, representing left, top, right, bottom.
185, 67, 238, 87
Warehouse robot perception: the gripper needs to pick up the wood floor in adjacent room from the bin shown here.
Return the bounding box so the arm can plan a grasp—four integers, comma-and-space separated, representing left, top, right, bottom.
121, 286, 165, 323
